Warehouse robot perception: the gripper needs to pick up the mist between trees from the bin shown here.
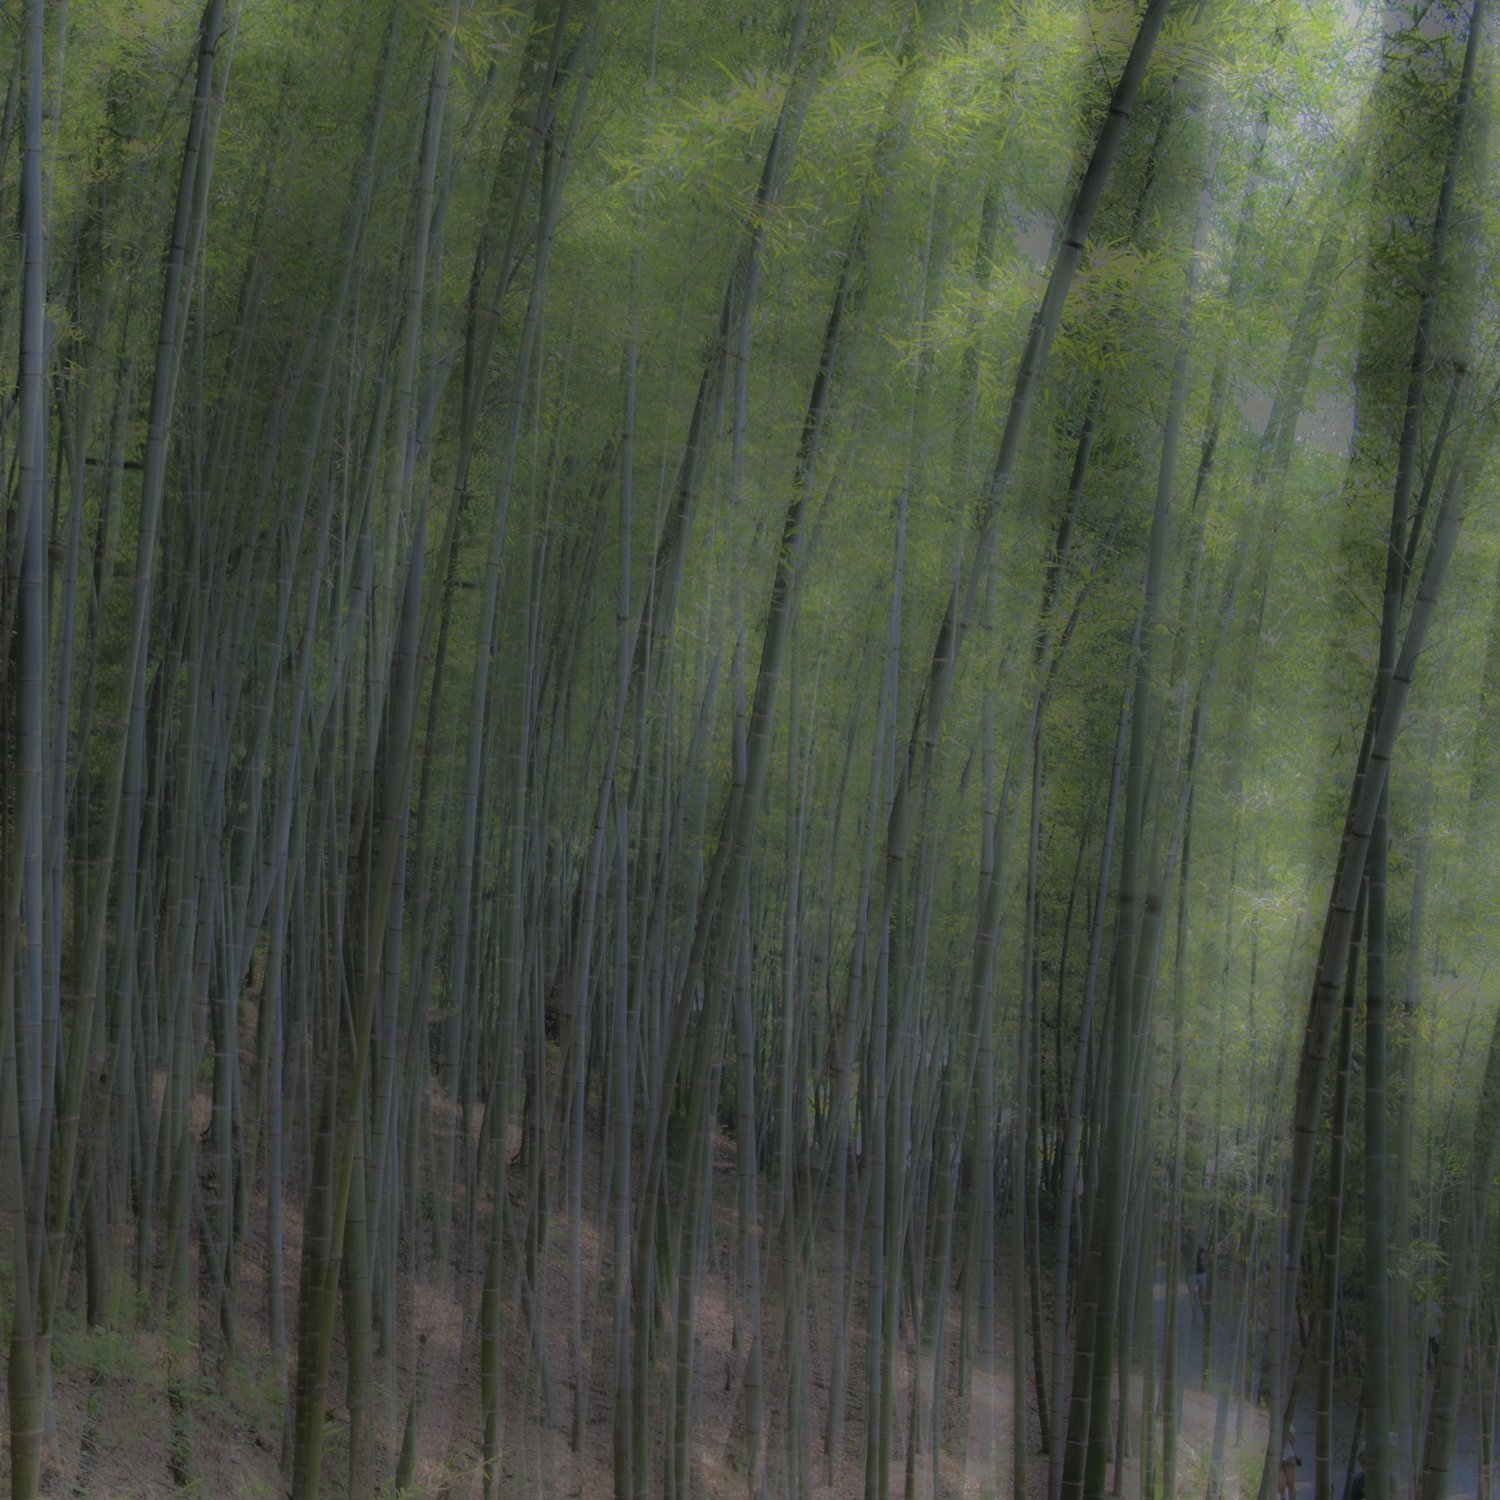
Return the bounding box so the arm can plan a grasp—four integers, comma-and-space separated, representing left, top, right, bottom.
3, 1, 1500, 1497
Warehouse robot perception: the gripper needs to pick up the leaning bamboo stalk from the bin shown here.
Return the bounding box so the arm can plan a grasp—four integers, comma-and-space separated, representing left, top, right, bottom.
1274, 10, 1487, 1463
439, 0, 594, 1267
1070, 113, 1208, 1500
288, 8, 460, 1490
11, 0, 48, 1322
4, 39, 48, 1500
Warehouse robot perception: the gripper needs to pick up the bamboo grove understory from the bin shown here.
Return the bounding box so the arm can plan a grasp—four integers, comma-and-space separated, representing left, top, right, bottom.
4, 0, 1500, 1496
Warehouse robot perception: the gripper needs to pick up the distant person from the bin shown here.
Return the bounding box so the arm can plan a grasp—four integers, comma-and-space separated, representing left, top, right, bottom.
1191, 1245, 1208, 1324
1279, 1424, 1302, 1500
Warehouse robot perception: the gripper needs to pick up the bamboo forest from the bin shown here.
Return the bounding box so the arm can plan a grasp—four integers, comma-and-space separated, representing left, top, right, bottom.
9, 0, 1500, 1496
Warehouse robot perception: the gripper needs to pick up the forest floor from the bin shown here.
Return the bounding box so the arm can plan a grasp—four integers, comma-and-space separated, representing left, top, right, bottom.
10, 1084, 1463, 1499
